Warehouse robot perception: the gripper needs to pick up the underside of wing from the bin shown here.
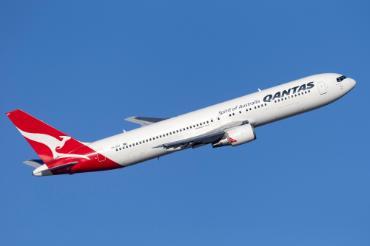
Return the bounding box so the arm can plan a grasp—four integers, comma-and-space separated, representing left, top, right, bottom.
154, 130, 225, 149
154, 120, 251, 150
125, 116, 167, 126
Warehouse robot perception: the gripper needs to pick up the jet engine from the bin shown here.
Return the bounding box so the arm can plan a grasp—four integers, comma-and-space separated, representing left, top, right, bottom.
212, 124, 256, 148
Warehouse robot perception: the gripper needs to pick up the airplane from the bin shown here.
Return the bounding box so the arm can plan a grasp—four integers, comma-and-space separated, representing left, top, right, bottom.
6, 73, 356, 176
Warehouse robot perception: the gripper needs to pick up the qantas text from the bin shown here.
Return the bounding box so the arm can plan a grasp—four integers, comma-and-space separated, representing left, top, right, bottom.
263, 82, 315, 102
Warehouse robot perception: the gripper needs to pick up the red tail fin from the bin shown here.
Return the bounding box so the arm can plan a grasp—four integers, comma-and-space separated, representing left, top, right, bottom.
6, 109, 88, 163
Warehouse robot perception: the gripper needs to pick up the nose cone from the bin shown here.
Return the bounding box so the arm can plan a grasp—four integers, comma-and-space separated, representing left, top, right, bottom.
347, 78, 356, 91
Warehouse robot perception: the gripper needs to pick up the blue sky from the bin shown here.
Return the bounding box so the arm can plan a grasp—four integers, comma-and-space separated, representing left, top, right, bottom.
1, 0, 369, 245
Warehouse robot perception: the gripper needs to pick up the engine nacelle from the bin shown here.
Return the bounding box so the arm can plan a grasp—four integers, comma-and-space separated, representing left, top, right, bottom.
213, 124, 256, 147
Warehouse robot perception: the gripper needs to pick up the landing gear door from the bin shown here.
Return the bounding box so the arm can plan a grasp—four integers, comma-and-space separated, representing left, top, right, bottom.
318, 82, 327, 95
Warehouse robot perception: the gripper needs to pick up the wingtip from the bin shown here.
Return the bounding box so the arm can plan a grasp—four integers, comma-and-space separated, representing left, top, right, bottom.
5, 109, 22, 117
125, 116, 136, 121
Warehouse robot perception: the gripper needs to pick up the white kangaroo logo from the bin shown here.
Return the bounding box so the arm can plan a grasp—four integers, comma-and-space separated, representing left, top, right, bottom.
17, 128, 90, 160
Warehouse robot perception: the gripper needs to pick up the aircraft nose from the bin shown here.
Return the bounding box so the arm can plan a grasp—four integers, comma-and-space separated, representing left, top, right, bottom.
347, 78, 356, 91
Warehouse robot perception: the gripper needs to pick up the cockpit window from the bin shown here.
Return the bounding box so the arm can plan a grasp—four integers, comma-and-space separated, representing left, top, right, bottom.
336, 75, 347, 82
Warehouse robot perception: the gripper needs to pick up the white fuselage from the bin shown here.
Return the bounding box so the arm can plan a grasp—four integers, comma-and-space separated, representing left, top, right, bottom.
90, 73, 356, 167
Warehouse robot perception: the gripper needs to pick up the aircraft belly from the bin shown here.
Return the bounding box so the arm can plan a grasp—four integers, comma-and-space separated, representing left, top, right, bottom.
113, 147, 169, 167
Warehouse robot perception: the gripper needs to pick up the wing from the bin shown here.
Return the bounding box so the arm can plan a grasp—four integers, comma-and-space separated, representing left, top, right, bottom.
154, 130, 225, 149
125, 116, 167, 126
154, 120, 250, 150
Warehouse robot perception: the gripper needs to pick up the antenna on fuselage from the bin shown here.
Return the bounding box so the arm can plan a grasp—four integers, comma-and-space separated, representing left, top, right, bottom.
258, 88, 262, 92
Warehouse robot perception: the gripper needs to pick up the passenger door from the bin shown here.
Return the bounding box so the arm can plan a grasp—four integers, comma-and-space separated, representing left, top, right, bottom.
317, 82, 327, 95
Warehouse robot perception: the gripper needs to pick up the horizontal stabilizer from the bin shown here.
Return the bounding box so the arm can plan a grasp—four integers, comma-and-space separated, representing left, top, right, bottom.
125, 116, 167, 126
23, 159, 43, 168
33, 161, 78, 176
48, 161, 78, 172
